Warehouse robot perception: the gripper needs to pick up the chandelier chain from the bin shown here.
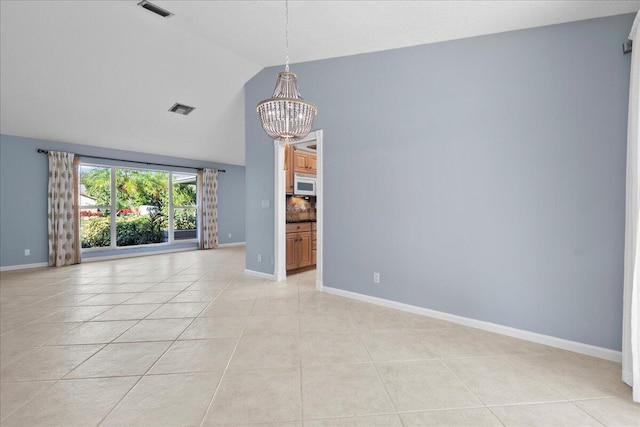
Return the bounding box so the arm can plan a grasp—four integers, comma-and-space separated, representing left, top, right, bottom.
256, 0, 316, 143
285, 0, 289, 72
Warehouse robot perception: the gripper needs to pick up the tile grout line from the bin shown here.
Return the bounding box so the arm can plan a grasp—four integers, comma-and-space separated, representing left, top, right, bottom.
95, 276, 236, 426
353, 314, 404, 424
197, 282, 259, 427
297, 278, 305, 423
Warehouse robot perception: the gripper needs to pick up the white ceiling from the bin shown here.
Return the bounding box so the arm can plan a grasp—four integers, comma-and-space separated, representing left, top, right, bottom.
1, 1, 638, 166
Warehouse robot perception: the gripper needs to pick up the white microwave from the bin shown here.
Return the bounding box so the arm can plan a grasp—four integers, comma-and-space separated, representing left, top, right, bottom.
294, 173, 316, 196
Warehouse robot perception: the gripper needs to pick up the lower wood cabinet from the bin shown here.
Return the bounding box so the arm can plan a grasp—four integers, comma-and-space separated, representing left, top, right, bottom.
286, 222, 315, 271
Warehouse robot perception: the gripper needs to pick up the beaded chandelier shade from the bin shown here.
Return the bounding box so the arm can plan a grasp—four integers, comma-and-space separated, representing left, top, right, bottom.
257, 0, 317, 142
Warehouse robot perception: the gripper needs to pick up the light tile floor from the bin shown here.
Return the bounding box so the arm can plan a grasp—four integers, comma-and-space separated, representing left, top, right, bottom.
0, 246, 638, 426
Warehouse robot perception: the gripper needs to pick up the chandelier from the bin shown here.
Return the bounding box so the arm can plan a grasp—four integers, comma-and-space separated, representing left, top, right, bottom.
257, 0, 317, 143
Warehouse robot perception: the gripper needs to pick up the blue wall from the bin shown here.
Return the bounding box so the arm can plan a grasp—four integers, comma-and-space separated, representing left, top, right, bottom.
244, 14, 635, 351
0, 134, 245, 267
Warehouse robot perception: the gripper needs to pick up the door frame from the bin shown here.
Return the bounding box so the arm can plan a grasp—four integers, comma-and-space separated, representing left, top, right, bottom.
273, 130, 323, 291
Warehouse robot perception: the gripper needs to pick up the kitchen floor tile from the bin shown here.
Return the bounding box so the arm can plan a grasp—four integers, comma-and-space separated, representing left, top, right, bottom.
573, 397, 640, 426
200, 299, 255, 317
301, 363, 395, 419
91, 304, 161, 321
299, 312, 356, 334
251, 297, 299, 316
149, 338, 237, 374
203, 368, 301, 425
490, 402, 602, 426
243, 314, 299, 336
0, 322, 81, 347
228, 335, 300, 370
65, 341, 171, 378
121, 291, 179, 305
102, 372, 222, 426
444, 356, 565, 405
1, 345, 103, 382
304, 414, 402, 426
76, 293, 137, 306
399, 408, 503, 426
145, 302, 208, 319
47, 320, 137, 345
509, 352, 631, 400
360, 330, 437, 362
180, 316, 247, 339
0, 381, 55, 421
169, 290, 221, 302
114, 318, 192, 342
300, 333, 371, 367
34, 305, 114, 323
376, 360, 483, 412
2, 377, 138, 427
1, 247, 631, 426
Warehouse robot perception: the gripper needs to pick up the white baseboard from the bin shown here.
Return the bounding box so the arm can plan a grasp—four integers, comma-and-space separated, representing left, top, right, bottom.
0, 262, 49, 272
323, 286, 622, 363
218, 242, 246, 248
244, 269, 275, 280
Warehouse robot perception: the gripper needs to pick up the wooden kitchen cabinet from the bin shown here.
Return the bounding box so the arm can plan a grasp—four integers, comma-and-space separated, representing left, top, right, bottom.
285, 145, 294, 194
297, 232, 312, 268
286, 222, 314, 271
293, 148, 317, 175
312, 227, 317, 266
285, 234, 297, 270
307, 153, 317, 174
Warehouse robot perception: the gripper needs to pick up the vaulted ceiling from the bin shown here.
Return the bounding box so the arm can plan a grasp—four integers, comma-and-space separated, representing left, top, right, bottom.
1, 1, 638, 165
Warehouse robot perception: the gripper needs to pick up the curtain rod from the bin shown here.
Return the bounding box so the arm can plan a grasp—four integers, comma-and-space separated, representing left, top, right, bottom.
36, 149, 226, 173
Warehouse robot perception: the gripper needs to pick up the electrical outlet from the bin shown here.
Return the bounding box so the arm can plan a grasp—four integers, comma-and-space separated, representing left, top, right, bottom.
228, 233, 232, 238
257, 254, 262, 263
373, 272, 380, 284
261, 199, 270, 208
24, 249, 30, 256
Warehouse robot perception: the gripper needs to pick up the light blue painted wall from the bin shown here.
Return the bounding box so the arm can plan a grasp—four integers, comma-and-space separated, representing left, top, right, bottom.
245, 13, 635, 350
0, 134, 245, 267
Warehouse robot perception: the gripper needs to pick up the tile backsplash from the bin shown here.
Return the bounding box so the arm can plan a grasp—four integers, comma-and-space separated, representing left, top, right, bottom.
286, 196, 316, 222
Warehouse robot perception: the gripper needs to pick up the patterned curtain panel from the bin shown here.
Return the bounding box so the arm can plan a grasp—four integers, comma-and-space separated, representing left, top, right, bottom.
47, 151, 81, 266
198, 168, 219, 249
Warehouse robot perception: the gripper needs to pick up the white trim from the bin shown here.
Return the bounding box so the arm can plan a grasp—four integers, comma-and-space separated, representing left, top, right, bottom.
83, 247, 195, 263
623, 369, 634, 386
274, 140, 286, 282
0, 262, 49, 272
315, 130, 323, 292
274, 130, 324, 291
323, 285, 622, 363
244, 269, 275, 280
217, 242, 245, 248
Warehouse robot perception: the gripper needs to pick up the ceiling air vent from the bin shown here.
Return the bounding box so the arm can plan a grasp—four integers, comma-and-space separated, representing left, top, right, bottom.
137, 1, 174, 18
169, 103, 195, 115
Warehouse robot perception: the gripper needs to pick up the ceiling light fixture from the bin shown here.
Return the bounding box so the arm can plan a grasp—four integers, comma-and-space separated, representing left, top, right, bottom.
257, 0, 317, 149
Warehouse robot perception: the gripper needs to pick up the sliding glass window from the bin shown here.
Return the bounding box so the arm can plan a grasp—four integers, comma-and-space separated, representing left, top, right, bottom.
79, 164, 198, 251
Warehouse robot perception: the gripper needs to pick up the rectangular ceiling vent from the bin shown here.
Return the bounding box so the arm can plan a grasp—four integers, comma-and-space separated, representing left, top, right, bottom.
169, 103, 195, 115
137, 1, 174, 18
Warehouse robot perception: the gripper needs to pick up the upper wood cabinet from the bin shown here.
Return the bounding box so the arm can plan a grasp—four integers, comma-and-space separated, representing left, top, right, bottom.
293, 148, 317, 175
285, 145, 294, 194
307, 153, 317, 174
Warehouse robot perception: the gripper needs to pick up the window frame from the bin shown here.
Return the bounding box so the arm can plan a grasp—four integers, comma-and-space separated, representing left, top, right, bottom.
79, 162, 199, 252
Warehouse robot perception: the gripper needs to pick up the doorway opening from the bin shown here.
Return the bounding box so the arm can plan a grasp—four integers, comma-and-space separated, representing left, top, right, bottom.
274, 130, 323, 291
